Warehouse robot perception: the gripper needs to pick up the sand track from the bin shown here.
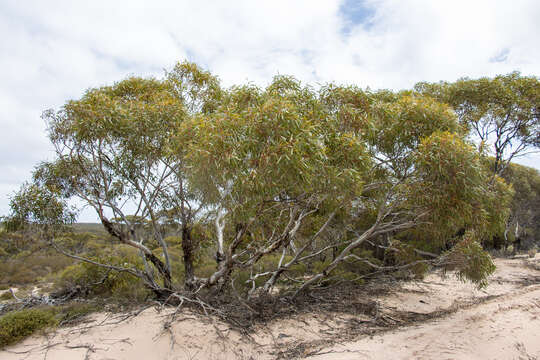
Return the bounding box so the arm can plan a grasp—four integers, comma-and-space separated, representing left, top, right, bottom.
308, 283, 540, 359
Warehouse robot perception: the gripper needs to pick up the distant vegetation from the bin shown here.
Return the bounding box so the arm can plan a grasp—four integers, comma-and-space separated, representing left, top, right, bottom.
1, 63, 539, 310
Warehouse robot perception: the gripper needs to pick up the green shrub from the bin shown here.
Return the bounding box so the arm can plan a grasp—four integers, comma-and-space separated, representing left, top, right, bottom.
49, 243, 153, 303
55, 262, 109, 293
0, 303, 101, 348
0, 308, 58, 348
0, 291, 13, 301
106, 271, 150, 303
506, 244, 514, 254
54, 259, 150, 303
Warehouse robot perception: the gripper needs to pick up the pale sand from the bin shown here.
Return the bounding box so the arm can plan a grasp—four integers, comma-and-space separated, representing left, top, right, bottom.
1, 254, 539, 360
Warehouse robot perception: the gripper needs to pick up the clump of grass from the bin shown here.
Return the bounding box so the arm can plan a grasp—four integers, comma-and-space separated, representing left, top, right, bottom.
0, 308, 57, 348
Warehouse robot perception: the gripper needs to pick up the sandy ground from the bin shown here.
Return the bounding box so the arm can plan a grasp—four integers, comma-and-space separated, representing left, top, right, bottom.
1, 254, 539, 360
309, 255, 540, 360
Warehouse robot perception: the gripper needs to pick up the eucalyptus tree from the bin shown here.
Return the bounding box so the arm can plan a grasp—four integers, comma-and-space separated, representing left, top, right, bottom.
415, 72, 540, 175
180, 77, 510, 295
5, 64, 512, 301
500, 163, 540, 249
41, 77, 182, 294
164, 61, 222, 289
416, 73, 540, 251
6, 62, 221, 296
178, 76, 369, 293
306, 87, 510, 290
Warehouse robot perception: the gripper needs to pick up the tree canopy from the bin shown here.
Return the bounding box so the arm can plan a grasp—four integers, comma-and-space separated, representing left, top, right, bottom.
4, 62, 517, 300
415, 72, 540, 175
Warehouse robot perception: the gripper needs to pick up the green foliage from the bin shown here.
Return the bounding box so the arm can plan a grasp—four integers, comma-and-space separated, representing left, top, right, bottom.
444, 231, 496, 288
182, 76, 369, 214
56, 262, 107, 292
49, 77, 183, 150
501, 163, 540, 248
409, 131, 512, 245
368, 95, 459, 167
319, 84, 371, 133
0, 308, 58, 348
55, 253, 149, 303
166, 60, 222, 114
0, 303, 100, 349
5, 62, 522, 297
38, 76, 185, 205
4, 182, 76, 233
0, 292, 13, 301
416, 72, 540, 174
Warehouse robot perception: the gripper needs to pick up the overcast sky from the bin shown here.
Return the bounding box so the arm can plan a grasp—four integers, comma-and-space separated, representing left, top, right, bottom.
1, 0, 539, 221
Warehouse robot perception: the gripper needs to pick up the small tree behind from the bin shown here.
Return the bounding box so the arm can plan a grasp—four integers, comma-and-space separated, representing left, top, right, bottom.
415, 72, 540, 175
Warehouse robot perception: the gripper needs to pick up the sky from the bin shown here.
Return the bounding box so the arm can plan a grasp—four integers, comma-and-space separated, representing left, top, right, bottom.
1, 0, 539, 221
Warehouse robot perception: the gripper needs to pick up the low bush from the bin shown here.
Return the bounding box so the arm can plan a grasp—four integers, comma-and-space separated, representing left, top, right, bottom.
0, 308, 57, 348
54, 257, 150, 304
0, 303, 101, 349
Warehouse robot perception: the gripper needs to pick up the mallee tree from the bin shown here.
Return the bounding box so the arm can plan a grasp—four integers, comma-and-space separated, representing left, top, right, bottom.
415, 72, 540, 175
4, 62, 513, 300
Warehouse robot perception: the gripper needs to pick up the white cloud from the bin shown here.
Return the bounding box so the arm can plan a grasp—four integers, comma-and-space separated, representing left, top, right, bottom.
0, 0, 539, 220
